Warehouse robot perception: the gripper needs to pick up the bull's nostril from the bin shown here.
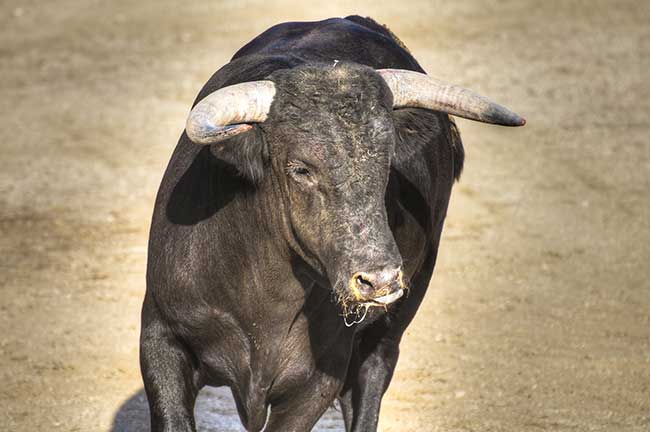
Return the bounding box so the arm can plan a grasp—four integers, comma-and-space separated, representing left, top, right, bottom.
350, 272, 375, 299
356, 275, 373, 291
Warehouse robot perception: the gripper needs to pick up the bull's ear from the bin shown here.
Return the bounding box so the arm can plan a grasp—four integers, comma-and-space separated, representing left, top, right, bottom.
208, 126, 268, 184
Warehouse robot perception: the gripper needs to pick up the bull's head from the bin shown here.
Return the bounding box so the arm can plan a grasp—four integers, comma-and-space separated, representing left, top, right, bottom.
185, 63, 524, 316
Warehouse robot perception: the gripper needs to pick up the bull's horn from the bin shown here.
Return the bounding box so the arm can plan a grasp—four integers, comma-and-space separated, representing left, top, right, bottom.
377, 69, 525, 127
186, 80, 277, 144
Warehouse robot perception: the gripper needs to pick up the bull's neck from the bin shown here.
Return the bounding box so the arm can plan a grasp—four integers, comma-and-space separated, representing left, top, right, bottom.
242, 168, 313, 283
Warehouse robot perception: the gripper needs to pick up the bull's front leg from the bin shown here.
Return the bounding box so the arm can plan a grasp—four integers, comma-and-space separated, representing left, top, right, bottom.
263, 372, 345, 432
338, 326, 401, 432
140, 294, 201, 432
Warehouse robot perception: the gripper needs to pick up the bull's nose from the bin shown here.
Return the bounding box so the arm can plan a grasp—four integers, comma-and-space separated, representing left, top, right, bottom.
349, 268, 404, 303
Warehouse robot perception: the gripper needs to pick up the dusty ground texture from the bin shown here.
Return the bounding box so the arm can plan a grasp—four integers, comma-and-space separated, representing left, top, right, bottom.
1, 0, 649, 431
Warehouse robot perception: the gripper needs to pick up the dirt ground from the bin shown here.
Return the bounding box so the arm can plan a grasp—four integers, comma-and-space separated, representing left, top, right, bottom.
1, 1, 649, 431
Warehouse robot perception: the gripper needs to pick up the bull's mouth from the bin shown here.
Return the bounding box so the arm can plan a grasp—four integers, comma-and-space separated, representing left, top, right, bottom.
343, 287, 405, 327
364, 288, 404, 307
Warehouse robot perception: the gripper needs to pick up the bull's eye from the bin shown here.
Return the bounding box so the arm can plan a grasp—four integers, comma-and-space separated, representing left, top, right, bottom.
293, 166, 310, 176
286, 160, 314, 185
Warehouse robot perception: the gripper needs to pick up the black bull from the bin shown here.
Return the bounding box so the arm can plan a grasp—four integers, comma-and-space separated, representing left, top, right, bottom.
141, 16, 521, 432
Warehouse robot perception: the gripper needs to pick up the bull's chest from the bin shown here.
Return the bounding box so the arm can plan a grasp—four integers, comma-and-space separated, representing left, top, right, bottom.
195, 290, 354, 407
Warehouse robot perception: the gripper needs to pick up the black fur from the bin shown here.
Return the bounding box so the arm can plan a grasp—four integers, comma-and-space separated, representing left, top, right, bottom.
141, 17, 464, 432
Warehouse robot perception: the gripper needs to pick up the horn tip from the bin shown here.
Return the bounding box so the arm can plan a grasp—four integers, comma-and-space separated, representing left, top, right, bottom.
492, 107, 526, 127
499, 117, 526, 127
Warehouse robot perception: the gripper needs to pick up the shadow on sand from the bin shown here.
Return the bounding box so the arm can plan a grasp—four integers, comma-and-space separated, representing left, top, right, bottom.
111, 386, 345, 431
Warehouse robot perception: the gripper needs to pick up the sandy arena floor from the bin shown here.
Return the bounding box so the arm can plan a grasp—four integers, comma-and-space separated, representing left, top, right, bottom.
1, 1, 649, 431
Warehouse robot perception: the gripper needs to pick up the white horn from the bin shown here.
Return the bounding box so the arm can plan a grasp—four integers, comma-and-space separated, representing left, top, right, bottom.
377, 69, 525, 127
186, 80, 277, 144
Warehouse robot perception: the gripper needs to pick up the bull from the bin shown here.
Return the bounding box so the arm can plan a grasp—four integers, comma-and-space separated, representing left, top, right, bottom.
140, 16, 525, 432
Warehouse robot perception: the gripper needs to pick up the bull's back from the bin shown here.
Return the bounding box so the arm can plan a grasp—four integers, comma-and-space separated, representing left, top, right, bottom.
232, 16, 423, 72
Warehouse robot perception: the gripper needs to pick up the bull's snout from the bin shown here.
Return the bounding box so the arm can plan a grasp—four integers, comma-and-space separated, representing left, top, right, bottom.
349, 268, 405, 305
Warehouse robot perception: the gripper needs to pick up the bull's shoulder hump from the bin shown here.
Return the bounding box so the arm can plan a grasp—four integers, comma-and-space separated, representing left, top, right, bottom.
232, 18, 346, 60
231, 17, 420, 70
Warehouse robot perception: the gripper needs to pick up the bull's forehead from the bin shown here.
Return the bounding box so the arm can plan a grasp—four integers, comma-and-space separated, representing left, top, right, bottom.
267, 63, 395, 165
289, 116, 392, 165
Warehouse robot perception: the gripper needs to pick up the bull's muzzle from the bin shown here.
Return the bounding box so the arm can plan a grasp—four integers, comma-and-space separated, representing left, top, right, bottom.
349, 268, 405, 306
